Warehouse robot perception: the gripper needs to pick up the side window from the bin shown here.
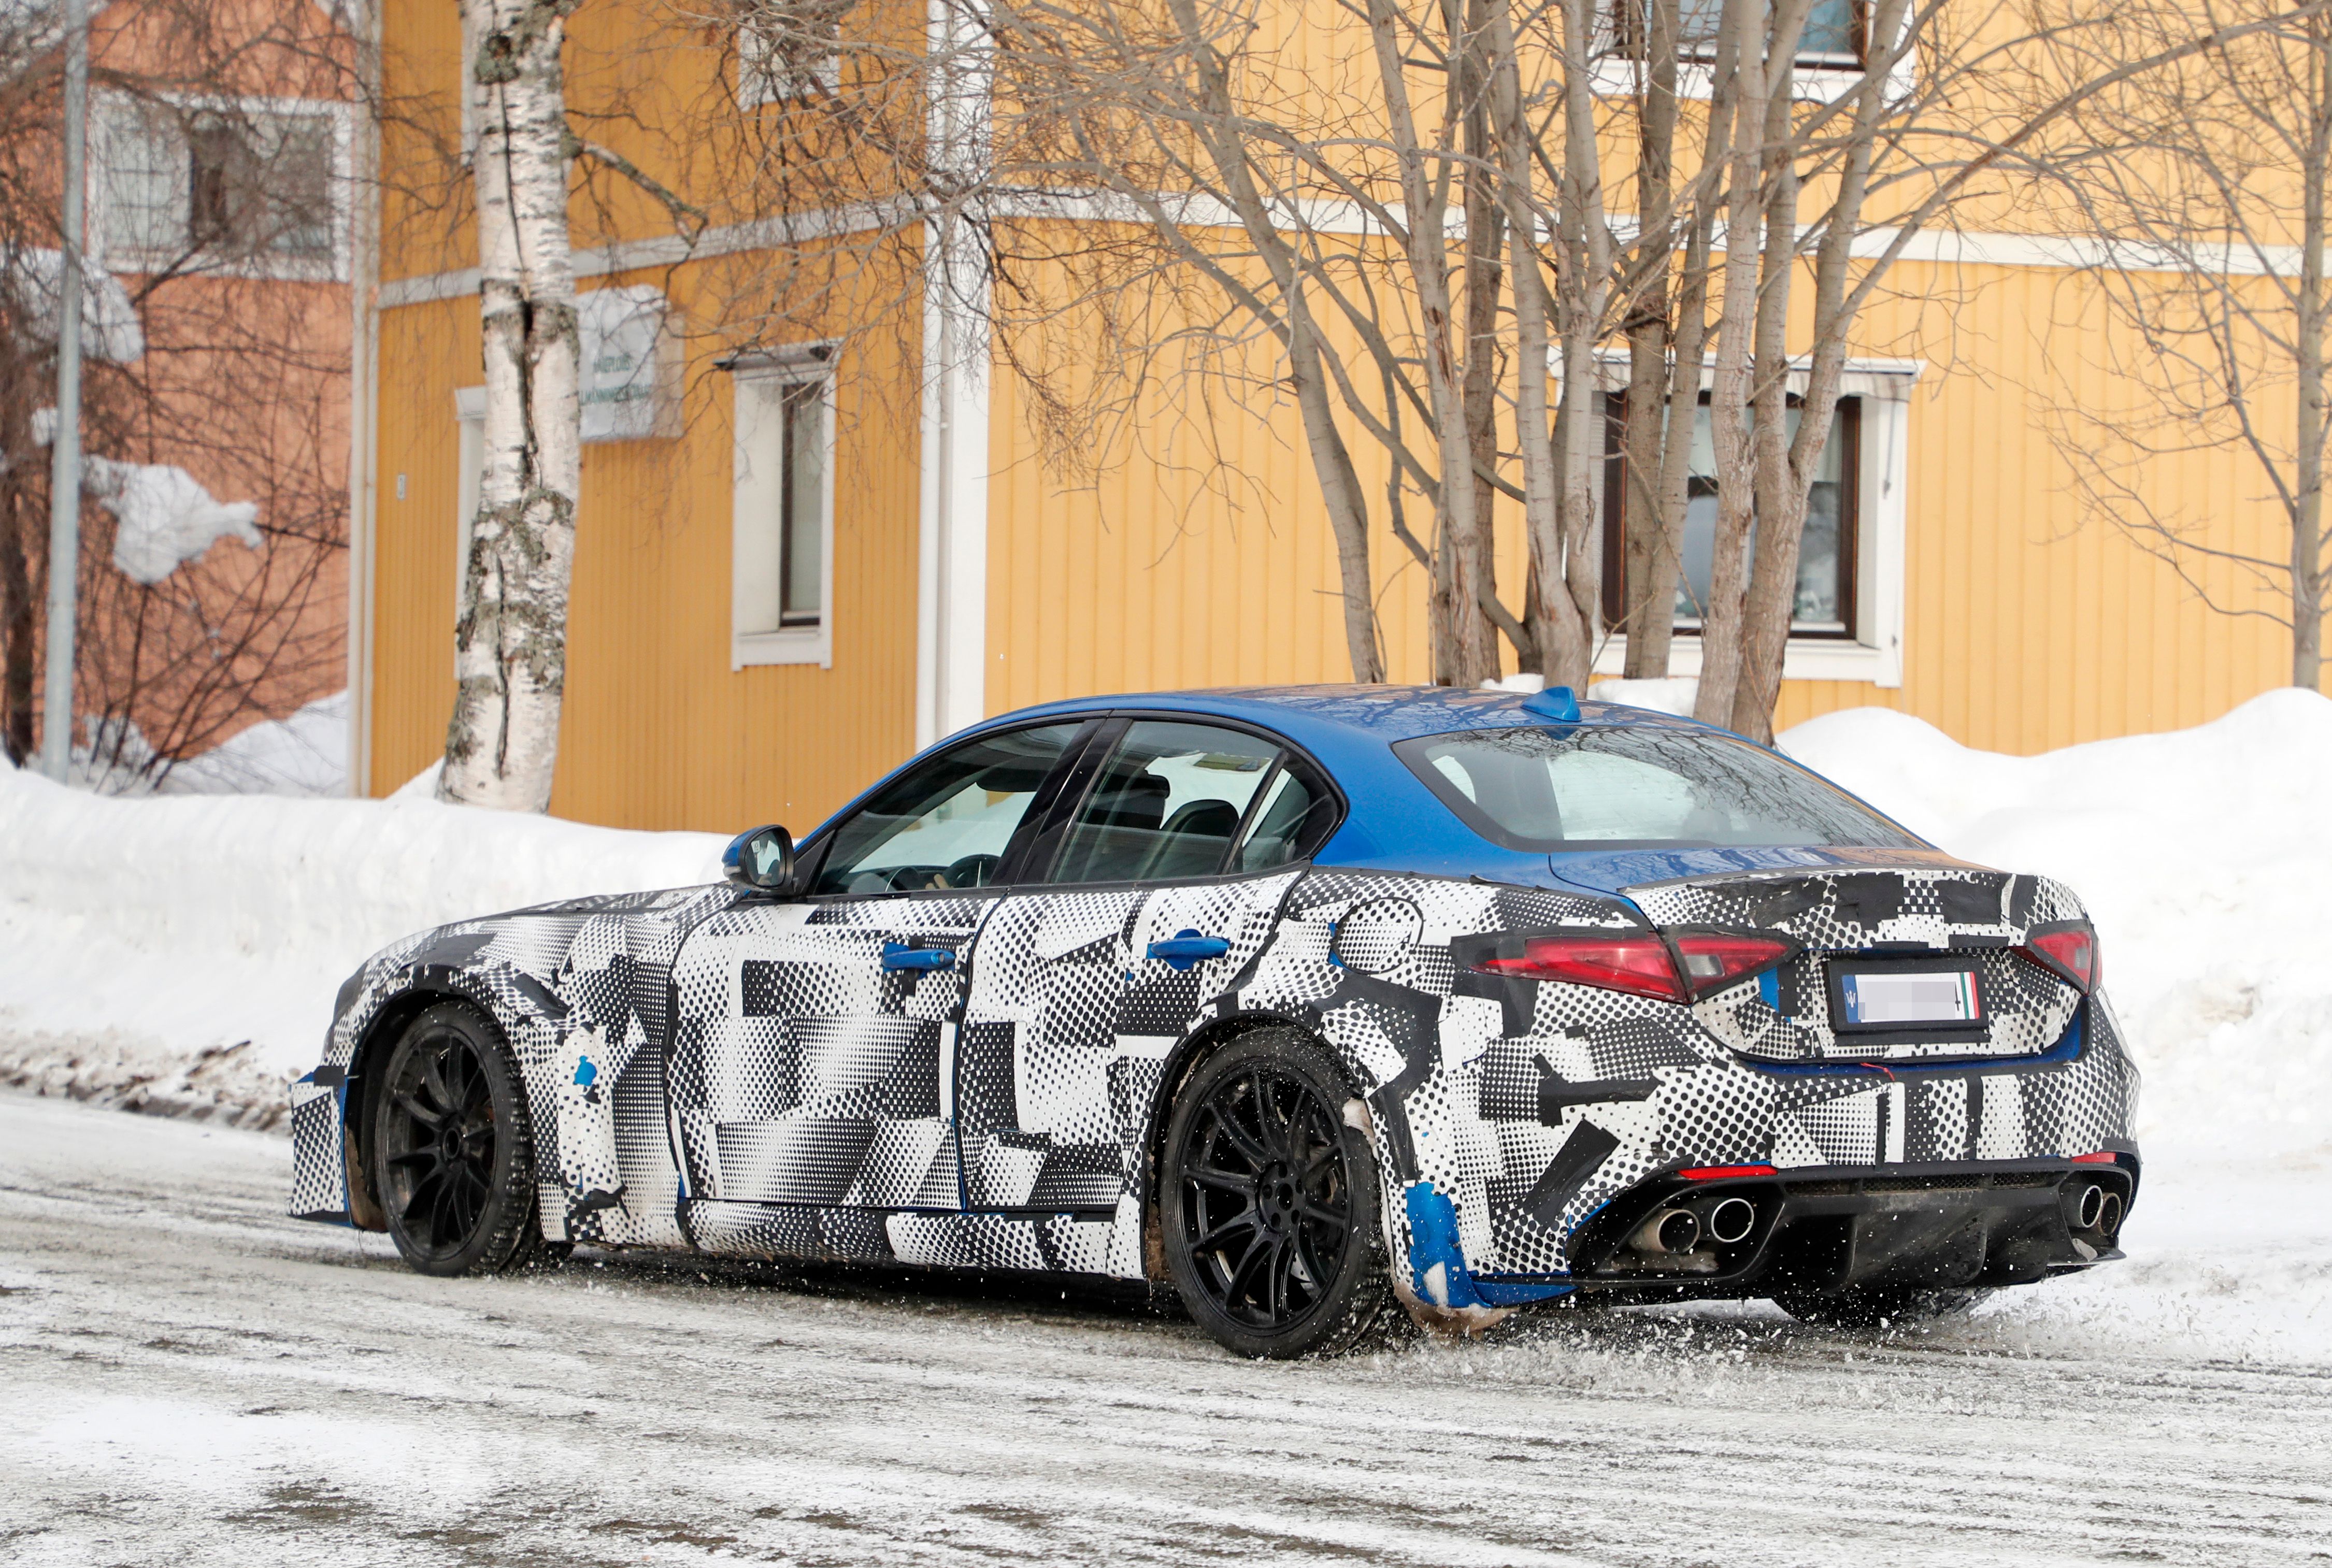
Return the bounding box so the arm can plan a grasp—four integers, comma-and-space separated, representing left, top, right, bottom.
1234, 761, 1340, 872
812, 723, 1082, 895
1049, 722, 1279, 884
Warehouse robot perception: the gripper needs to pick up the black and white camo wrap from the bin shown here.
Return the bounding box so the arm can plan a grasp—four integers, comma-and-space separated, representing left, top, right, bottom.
290, 860, 2138, 1298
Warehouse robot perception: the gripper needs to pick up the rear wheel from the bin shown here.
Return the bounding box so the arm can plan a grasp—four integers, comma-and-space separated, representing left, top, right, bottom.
370, 1001, 546, 1276
1160, 1029, 1387, 1359
1773, 1285, 1993, 1330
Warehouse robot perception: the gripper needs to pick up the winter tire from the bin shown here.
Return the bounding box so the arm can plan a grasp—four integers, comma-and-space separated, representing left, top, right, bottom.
1161, 1028, 1388, 1359
1773, 1285, 1994, 1330
371, 1001, 545, 1277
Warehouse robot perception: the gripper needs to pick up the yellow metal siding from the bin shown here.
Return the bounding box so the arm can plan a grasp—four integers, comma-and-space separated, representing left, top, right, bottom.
370, 270, 923, 830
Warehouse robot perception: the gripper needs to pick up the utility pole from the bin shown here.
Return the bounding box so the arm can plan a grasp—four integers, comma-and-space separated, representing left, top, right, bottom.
39, 0, 88, 781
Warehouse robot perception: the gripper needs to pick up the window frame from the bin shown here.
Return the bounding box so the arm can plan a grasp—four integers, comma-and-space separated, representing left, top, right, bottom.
735, 15, 844, 108
1607, 0, 1870, 71
791, 717, 1108, 900
93, 90, 351, 282
728, 346, 838, 669
1599, 389, 1862, 643
1020, 712, 1349, 888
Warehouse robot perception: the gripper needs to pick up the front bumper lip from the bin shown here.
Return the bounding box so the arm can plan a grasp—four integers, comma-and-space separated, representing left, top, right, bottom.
1484, 1154, 2141, 1295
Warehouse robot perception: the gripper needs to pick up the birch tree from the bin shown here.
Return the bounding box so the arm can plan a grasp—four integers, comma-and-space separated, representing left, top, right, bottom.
440, 0, 583, 810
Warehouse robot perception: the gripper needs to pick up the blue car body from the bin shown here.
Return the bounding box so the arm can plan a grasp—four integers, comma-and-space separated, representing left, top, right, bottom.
291, 686, 2139, 1326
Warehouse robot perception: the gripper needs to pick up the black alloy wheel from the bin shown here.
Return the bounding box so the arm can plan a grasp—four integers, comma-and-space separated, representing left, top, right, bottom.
1161, 1028, 1387, 1358
371, 1001, 546, 1276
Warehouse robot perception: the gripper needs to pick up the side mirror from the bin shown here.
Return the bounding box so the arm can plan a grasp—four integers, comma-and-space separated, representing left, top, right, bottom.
723, 824, 798, 894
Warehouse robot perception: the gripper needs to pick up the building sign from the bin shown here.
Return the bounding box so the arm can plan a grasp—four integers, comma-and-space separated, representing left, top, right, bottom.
580, 285, 679, 442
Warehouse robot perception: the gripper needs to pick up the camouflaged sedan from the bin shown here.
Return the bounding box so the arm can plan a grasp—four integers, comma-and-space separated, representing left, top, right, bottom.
290, 686, 2139, 1356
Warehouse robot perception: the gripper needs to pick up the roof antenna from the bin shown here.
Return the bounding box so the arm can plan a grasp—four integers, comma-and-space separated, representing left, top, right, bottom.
1521, 686, 1581, 723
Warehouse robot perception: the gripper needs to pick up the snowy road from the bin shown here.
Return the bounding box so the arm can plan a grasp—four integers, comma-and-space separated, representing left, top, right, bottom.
2, 1093, 2327, 1567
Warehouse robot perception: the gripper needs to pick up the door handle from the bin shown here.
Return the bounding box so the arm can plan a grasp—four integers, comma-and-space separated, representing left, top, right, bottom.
1147, 929, 1230, 971
882, 941, 956, 972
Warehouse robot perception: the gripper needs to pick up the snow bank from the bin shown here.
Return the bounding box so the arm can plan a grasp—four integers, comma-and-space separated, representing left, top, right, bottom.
161, 692, 350, 798
1779, 688, 2332, 1150
0, 762, 727, 1105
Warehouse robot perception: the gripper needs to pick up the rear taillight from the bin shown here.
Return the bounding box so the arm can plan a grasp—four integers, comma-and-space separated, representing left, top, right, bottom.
1468, 933, 1684, 1001
2017, 920, 2099, 992
1458, 928, 1796, 1003
1670, 932, 1797, 998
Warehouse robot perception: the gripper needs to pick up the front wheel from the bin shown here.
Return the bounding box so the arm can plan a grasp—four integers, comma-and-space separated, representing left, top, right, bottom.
1160, 1029, 1389, 1359
370, 1001, 546, 1276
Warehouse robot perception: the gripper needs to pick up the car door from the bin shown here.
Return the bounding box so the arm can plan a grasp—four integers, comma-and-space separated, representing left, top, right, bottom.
667, 721, 1096, 1232
954, 718, 1341, 1213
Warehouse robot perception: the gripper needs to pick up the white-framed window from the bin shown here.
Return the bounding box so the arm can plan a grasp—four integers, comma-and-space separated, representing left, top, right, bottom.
1590, 357, 1918, 688
95, 93, 349, 280
1593, 0, 1913, 104
729, 347, 837, 669
736, 1, 846, 108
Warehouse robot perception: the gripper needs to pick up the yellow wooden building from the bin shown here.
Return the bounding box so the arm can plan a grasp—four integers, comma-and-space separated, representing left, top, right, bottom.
348, 0, 2302, 833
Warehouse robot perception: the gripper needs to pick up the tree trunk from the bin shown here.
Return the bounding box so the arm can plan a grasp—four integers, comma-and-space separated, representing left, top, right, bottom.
1733, 43, 1807, 743
2297, 18, 2328, 693
1367, 0, 1498, 686
1, 474, 32, 766
1462, 37, 1515, 676
1488, 0, 1569, 685
441, 0, 583, 811
1621, 0, 1678, 679
1693, 0, 1765, 728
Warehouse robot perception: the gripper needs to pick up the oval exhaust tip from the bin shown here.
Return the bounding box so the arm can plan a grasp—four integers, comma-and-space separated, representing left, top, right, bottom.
2075, 1183, 2106, 1231
1630, 1209, 1700, 1255
1706, 1196, 1757, 1245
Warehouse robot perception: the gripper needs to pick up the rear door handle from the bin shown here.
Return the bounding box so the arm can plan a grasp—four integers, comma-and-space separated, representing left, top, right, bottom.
1147, 930, 1230, 971
882, 942, 956, 972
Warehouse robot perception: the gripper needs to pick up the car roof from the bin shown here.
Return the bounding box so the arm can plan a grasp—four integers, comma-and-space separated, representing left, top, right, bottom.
963, 683, 1714, 751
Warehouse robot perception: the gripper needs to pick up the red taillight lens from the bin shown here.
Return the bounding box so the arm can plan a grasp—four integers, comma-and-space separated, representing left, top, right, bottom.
2018, 922, 2099, 992
1470, 934, 1685, 1002
1461, 929, 1796, 1003
1670, 932, 1797, 999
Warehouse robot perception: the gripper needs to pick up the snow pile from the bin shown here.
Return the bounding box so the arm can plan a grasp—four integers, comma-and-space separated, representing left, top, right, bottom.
0, 761, 727, 1116
1779, 688, 2332, 1150
161, 692, 350, 797
87, 457, 262, 584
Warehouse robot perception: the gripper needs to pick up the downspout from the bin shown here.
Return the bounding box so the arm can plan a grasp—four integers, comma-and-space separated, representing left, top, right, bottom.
913, 0, 991, 751
346, 0, 383, 796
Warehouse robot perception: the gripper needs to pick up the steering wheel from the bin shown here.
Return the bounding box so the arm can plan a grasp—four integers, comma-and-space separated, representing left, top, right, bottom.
941, 853, 1002, 889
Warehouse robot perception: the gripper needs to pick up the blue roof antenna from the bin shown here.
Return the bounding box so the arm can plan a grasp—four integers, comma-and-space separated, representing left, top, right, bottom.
1521, 684, 1581, 723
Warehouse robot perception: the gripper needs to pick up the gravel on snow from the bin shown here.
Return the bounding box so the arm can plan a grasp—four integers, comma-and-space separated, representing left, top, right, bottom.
2, 1092, 2327, 1567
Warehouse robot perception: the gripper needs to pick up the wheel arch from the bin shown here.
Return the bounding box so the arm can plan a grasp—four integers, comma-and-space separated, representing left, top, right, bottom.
340, 974, 539, 1232
1136, 1008, 1369, 1281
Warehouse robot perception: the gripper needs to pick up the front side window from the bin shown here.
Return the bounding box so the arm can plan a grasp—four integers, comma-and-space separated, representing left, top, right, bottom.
1603, 394, 1859, 639
812, 723, 1082, 894
1396, 725, 1921, 852
1049, 722, 1284, 884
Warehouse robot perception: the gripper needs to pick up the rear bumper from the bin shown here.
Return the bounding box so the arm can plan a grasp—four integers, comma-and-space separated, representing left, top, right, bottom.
1484, 1153, 2140, 1300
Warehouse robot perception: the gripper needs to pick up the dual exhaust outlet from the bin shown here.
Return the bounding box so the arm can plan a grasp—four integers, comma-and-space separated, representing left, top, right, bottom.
2070, 1181, 2124, 1237
1630, 1195, 1758, 1256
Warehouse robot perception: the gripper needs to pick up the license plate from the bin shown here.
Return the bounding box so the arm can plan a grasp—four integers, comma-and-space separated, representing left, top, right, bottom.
1833, 964, 1983, 1030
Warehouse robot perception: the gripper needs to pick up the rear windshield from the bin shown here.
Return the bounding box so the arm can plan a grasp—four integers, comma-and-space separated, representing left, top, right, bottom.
1394, 725, 1922, 852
